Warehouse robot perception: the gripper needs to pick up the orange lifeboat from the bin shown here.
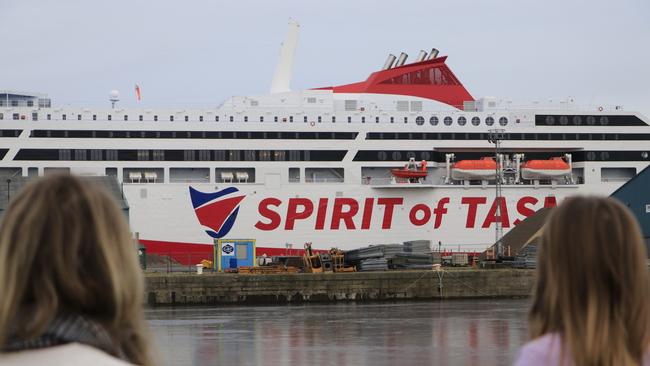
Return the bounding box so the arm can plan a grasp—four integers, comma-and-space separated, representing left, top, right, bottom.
521, 157, 571, 180
451, 157, 497, 180
391, 159, 428, 180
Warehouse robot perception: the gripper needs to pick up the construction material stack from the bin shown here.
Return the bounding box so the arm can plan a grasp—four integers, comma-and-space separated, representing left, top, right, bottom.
344, 241, 434, 271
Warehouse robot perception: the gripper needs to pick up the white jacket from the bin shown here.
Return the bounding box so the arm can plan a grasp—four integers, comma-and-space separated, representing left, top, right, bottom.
0, 343, 134, 366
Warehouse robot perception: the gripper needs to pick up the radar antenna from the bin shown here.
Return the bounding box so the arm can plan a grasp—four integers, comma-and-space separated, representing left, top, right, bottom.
109, 90, 120, 109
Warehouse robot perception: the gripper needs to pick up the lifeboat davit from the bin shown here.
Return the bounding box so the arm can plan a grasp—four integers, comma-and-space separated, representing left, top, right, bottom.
521, 157, 571, 180
391, 159, 428, 180
451, 157, 497, 180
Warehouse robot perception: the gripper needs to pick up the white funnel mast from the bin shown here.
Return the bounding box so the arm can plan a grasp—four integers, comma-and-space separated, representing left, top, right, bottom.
270, 19, 300, 94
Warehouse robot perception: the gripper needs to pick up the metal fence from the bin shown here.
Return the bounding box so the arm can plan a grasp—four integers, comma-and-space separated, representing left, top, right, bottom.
143, 252, 215, 273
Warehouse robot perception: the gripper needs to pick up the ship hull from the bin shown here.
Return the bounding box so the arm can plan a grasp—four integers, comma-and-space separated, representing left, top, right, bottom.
123, 181, 616, 258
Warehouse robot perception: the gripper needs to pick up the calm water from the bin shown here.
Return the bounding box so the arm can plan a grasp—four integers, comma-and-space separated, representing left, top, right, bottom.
147, 299, 530, 366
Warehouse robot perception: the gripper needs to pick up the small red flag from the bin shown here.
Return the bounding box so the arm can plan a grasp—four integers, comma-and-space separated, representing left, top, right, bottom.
135, 84, 141, 101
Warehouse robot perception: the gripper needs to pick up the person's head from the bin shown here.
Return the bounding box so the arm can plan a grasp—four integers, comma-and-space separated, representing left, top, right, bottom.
530, 195, 650, 365
0, 175, 151, 365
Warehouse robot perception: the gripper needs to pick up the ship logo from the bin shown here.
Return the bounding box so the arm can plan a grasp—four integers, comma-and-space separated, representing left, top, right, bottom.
189, 187, 245, 239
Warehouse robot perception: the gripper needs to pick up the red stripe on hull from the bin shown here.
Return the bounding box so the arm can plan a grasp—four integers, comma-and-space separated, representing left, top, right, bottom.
140, 239, 321, 265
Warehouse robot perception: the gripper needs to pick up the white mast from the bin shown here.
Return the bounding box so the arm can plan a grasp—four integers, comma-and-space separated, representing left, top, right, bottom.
270, 19, 300, 94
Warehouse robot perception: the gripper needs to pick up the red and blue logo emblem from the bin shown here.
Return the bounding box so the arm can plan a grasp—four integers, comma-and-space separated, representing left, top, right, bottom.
189, 187, 245, 238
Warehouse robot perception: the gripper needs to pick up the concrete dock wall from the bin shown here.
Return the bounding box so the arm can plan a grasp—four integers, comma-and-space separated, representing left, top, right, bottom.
145, 269, 535, 306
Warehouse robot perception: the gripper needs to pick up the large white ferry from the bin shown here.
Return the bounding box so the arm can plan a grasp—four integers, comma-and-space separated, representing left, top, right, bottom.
2, 21, 649, 261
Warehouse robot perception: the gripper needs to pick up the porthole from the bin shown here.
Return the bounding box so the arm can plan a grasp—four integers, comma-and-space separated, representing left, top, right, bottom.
545, 116, 555, 125
572, 116, 582, 125
559, 116, 568, 125
391, 151, 402, 161
485, 116, 495, 126
416, 116, 425, 125
406, 151, 416, 159
429, 116, 439, 126
642, 152, 649, 159
378, 151, 387, 161
471, 116, 480, 126
443, 116, 453, 126
420, 151, 431, 161
586, 116, 596, 125
458, 116, 467, 126
599, 116, 609, 126
499, 117, 508, 126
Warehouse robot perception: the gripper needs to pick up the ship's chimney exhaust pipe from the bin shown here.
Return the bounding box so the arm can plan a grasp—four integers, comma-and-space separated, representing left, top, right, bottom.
427, 48, 439, 60
270, 19, 300, 94
416, 50, 427, 62
395, 52, 408, 67
382, 54, 396, 70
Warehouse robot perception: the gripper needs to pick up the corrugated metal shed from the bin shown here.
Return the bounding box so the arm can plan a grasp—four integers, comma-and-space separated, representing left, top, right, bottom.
611, 165, 650, 254
0, 175, 129, 218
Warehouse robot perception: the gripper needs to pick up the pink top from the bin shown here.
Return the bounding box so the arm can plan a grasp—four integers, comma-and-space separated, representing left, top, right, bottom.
514, 333, 650, 366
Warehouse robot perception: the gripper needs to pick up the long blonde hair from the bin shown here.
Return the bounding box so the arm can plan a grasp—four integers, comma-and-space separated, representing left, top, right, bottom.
0, 175, 152, 365
530, 196, 650, 365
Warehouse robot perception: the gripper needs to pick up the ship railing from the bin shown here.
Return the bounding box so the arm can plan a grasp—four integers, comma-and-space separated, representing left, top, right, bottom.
362, 177, 435, 186
600, 177, 632, 182
304, 177, 345, 183
143, 252, 215, 273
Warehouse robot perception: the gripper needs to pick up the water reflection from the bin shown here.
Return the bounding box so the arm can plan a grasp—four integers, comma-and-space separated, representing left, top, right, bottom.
147, 299, 529, 366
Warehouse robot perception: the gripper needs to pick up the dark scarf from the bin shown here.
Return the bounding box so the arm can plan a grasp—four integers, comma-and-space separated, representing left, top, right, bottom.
3, 313, 127, 360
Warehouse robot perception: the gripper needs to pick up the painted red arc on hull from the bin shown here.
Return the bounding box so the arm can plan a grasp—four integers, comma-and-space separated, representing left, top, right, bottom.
313, 56, 474, 109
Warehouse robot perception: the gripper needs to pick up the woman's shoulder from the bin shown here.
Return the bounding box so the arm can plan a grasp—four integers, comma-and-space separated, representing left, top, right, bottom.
514, 334, 650, 366
514, 333, 566, 366
0, 343, 134, 366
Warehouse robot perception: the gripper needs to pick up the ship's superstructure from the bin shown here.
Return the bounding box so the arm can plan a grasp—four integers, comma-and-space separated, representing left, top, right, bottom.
1, 22, 649, 259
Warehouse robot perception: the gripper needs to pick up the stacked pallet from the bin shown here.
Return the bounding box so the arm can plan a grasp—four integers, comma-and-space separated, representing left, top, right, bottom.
344, 244, 403, 262
511, 244, 537, 269
345, 241, 434, 271
404, 240, 431, 253
391, 253, 435, 269
357, 258, 389, 271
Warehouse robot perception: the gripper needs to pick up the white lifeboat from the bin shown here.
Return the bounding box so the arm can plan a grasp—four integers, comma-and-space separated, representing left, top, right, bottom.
451, 157, 497, 180
521, 157, 571, 180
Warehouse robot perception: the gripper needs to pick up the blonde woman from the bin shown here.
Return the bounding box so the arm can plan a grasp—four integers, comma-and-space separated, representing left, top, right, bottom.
515, 196, 650, 365
0, 175, 153, 365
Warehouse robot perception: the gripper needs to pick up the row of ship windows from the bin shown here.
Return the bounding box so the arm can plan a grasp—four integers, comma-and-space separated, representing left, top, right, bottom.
13, 149, 347, 162
28, 130, 358, 140
3, 112, 647, 127
535, 114, 647, 127
7, 130, 650, 141
8, 149, 650, 163
0, 112, 510, 126
367, 132, 650, 141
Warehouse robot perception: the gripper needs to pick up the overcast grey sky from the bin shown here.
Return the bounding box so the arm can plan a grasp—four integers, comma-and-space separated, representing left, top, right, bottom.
1, 0, 649, 115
